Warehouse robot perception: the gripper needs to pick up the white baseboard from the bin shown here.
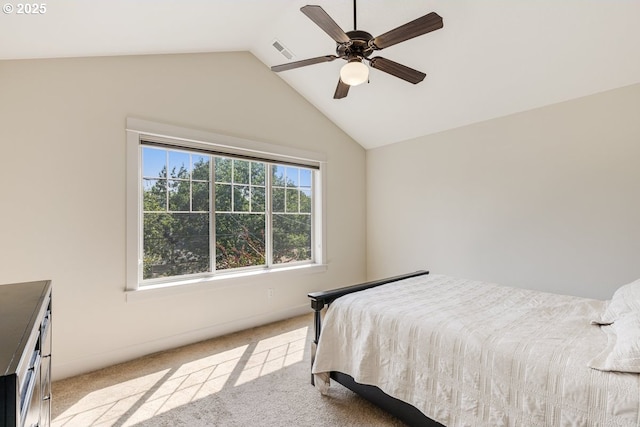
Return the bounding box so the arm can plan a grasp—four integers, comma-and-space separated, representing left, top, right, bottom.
54, 304, 310, 381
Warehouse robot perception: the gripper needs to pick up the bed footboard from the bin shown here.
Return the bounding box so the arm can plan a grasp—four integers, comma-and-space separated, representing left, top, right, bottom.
307, 270, 429, 385
307, 270, 442, 426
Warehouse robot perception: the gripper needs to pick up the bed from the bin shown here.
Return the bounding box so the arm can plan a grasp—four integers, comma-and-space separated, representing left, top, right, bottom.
308, 270, 640, 426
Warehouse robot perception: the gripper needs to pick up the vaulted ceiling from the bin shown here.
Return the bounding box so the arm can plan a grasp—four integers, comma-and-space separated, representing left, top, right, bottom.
2, 0, 639, 149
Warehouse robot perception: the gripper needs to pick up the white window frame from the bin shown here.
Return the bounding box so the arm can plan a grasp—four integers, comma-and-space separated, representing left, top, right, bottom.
126, 118, 327, 295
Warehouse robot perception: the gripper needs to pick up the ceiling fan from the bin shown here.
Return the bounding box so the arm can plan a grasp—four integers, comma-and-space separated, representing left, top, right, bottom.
271, 1, 444, 99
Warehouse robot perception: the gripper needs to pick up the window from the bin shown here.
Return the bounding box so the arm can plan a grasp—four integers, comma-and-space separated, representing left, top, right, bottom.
126, 119, 325, 290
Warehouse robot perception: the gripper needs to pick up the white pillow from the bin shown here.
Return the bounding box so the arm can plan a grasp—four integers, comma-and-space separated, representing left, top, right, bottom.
592, 278, 640, 325
589, 313, 640, 373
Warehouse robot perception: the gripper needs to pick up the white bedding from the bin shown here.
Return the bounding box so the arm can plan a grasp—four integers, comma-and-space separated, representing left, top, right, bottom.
312, 274, 640, 426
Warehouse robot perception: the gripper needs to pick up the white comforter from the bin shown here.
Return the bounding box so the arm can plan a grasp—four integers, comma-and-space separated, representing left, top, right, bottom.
312, 274, 640, 426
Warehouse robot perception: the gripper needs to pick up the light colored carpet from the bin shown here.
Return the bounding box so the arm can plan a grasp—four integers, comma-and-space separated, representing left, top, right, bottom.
52, 313, 406, 426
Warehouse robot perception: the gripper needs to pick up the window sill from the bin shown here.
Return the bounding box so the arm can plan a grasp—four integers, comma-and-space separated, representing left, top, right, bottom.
125, 263, 328, 303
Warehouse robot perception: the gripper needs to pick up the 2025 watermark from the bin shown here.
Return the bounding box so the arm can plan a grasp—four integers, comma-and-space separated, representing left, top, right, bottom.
3, 3, 47, 14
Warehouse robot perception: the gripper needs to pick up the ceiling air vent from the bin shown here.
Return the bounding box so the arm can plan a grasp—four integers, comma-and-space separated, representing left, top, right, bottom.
272, 39, 294, 60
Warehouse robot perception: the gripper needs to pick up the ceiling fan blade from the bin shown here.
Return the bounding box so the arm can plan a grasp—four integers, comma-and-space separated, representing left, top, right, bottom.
371, 12, 443, 50
301, 5, 351, 44
369, 57, 426, 84
271, 55, 339, 72
333, 79, 350, 99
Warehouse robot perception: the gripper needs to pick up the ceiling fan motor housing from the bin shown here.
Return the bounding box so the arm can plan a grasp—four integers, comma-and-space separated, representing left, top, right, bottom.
337, 30, 375, 60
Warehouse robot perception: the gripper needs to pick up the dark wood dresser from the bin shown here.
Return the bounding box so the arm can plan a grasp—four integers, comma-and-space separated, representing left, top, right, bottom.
0, 281, 52, 427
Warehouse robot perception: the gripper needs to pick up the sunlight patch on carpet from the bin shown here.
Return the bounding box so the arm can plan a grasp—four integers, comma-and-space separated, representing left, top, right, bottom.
234, 326, 307, 386
53, 369, 171, 426
53, 326, 308, 426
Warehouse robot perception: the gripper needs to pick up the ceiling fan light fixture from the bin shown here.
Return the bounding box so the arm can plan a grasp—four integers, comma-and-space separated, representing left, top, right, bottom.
340, 59, 369, 86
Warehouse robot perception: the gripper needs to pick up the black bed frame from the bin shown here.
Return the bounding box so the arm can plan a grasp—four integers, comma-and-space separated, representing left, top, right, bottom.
308, 270, 444, 427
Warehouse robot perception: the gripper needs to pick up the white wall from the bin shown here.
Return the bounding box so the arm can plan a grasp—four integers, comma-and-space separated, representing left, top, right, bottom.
367, 83, 640, 300
0, 52, 366, 380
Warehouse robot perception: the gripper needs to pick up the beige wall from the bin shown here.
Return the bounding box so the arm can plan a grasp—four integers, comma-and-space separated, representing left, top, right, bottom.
0, 52, 366, 380
367, 83, 640, 300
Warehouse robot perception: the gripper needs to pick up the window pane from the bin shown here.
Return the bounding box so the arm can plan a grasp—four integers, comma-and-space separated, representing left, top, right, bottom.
233, 185, 250, 212
272, 187, 285, 213
215, 157, 232, 182
143, 179, 166, 211
251, 187, 265, 212
215, 213, 265, 270
233, 160, 250, 184
299, 169, 312, 187
192, 155, 210, 180
169, 151, 190, 179
273, 214, 311, 264
192, 182, 210, 211
142, 147, 166, 178
285, 167, 298, 186
286, 189, 299, 213
143, 212, 210, 279
251, 163, 265, 186
168, 180, 190, 211
215, 184, 232, 212
272, 165, 286, 186
300, 189, 312, 213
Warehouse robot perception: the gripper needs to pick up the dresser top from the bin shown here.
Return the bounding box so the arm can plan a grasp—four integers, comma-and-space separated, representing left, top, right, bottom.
0, 280, 51, 376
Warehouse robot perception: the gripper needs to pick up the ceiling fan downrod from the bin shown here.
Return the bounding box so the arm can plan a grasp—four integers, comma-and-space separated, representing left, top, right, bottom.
353, 0, 357, 30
